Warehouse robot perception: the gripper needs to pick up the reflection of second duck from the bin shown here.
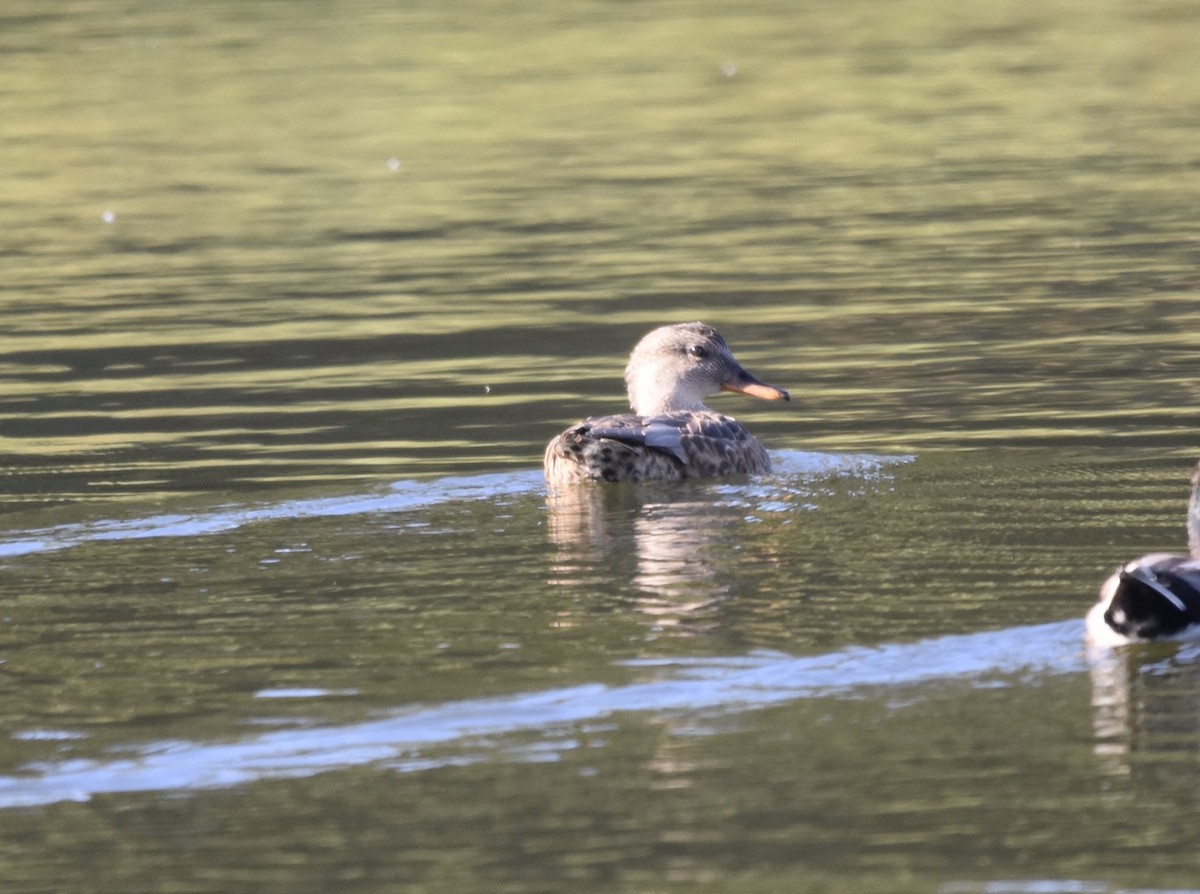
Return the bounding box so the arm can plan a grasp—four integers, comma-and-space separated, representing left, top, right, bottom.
1087, 460, 1200, 647
544, 322, 789, 484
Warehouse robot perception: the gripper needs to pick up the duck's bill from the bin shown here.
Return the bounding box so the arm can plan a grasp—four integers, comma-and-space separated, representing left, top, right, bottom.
721, 368, 790, 402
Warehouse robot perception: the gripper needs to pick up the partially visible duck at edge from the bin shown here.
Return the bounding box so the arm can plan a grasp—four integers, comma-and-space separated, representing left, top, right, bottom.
544, 322, 790, 485
1087, 460, 1200, 647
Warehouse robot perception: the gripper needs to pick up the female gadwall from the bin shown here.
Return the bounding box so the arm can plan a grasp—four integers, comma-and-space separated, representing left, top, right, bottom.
544, 322, 789, 484
1086, 460, 1200, 647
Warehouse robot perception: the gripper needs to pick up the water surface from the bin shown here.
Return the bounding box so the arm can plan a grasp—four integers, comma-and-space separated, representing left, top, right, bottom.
3, 0, 1200, 891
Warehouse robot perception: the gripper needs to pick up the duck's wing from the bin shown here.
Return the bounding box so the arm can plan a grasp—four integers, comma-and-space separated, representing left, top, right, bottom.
544, 413, 686, 483
582, 414, 695, 465
1101, 554, 1200, 640
583, 411, 770, 475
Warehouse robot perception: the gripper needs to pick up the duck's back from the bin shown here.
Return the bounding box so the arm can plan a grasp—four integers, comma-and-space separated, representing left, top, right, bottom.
1089, 554, 1200, 645
544, 411, 771, 484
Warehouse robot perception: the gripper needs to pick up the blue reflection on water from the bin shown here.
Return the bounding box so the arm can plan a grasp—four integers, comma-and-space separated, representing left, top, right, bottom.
0, 472, 545, 559
0, 619, 1083, 808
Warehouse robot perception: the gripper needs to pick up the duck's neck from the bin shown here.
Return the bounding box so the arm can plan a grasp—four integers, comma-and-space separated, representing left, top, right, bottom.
626, 377, 707, 416
623, 346, 714, 416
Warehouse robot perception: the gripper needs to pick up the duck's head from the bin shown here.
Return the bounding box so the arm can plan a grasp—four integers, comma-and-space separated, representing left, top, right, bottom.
623, 322, 790, 417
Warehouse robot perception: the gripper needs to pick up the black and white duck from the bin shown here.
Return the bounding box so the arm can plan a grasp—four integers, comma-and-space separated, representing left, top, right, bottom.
1087, 461, 1200, 647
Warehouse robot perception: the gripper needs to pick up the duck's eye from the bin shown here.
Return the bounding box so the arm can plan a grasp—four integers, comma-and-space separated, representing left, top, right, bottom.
686, 344, 707, 360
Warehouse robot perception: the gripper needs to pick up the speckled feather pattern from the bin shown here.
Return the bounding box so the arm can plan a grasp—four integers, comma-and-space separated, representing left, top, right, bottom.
544, 410, 771, 484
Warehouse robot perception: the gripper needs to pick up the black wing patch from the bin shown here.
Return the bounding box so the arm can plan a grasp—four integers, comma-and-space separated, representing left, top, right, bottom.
1105, 557, 1200, 639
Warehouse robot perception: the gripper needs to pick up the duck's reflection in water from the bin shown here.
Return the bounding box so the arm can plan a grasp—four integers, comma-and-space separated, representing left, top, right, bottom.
545, 484, 771, 631
1088, 640, 1200, 784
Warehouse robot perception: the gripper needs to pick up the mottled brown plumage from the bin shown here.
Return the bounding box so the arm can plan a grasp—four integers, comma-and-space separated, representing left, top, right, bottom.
544, 323, 789, 485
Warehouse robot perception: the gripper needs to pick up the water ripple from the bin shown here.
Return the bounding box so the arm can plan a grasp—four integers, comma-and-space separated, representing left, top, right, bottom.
0, 619, 1082, 808
0, 453, 908, 559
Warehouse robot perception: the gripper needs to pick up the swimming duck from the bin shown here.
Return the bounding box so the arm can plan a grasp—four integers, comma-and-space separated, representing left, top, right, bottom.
1086, 461, 1200, 647
544, 322, 790, 484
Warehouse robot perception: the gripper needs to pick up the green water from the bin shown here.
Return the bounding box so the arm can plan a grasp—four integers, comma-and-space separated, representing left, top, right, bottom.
2, 0, 1200, 891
